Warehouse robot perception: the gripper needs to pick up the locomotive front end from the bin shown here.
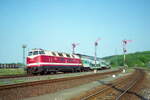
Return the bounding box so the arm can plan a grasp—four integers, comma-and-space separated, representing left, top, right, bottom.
26, 49, 45, 74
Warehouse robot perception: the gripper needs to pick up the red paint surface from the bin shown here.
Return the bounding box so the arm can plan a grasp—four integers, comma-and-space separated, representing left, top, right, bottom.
27, 55, 82, 68
27, 64, 81, 68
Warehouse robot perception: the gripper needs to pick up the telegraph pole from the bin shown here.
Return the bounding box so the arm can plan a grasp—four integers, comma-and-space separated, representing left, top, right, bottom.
22, 44, 27, 67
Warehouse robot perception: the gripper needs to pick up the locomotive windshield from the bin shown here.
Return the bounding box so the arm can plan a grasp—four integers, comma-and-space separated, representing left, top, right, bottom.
33, 51, 38, 55
28, 50, 45, 56
39, 51, 45, 54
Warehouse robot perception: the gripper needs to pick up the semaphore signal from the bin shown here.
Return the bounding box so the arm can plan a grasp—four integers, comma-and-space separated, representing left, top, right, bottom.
72, 43, 79, 54
122, 39, 132, 67
94, 38, 101, 67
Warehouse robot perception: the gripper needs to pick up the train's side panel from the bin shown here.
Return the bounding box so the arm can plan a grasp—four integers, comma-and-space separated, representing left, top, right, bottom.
27, 55, 82, 66
26, 55, 82, 74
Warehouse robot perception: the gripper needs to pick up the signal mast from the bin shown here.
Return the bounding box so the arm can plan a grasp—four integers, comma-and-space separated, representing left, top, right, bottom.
122, 39, 132, 67
94, 38, 100, 67
22, 44, 27, 67
72, 43, 79, 54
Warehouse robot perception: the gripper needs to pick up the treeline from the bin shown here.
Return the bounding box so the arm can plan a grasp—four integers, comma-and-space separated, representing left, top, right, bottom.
103, 51, 150, 67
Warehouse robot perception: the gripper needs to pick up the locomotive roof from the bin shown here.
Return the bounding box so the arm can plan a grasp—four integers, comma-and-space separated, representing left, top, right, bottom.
28, 49, 79, 58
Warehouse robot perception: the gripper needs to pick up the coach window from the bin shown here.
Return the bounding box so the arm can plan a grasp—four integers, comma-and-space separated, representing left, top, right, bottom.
33, 51, 38, 55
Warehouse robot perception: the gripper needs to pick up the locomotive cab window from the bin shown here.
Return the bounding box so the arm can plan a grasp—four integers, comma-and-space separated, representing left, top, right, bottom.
33, 51, 38, 55
39, 51, 45, 54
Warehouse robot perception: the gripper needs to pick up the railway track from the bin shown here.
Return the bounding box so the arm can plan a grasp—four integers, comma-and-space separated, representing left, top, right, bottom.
0, 71, 88, 79
0, 69, 122, 100
80, 69, 145, 100
0, 74, 32, 79
0, 69, 122, 86
0, 70, 106, 79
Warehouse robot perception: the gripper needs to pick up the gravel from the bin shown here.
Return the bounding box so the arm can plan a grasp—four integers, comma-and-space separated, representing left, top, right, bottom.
138, 71, 150, 100
24, 70, 130, 100
0, 69, 119, 85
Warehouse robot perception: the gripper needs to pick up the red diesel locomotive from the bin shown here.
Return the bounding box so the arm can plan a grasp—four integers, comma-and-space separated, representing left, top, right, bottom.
26, 49, 83, 74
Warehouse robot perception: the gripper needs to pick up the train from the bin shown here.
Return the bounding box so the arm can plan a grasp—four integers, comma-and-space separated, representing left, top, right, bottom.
26, 48, 110, 74
0, 64, 20, 68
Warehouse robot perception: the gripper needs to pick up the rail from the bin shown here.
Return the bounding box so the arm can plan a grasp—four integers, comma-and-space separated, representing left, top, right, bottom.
80, 69, 144, 100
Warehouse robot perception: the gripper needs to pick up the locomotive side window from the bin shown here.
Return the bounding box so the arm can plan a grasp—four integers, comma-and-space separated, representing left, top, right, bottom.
52, 52, 56, 56
72, 55, 75, 58
28, 52, 33, 56
66, 54, 70, 58
58, 53, 63, 57
33, 51, 38, 55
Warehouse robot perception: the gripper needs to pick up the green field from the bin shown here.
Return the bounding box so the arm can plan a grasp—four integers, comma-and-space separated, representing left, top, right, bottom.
0, 68, 26, 75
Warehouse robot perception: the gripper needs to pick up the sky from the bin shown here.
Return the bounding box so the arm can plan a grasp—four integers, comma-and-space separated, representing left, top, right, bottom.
0, 0, 150, 63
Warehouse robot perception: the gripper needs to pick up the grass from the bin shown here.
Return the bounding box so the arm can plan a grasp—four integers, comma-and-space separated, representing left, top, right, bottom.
0, 68, 26, 75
